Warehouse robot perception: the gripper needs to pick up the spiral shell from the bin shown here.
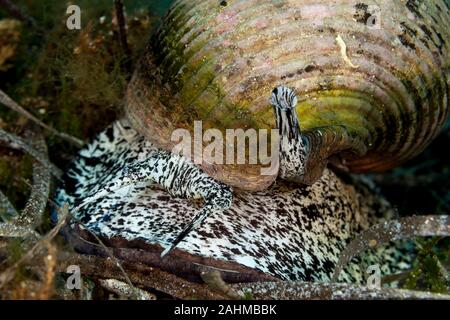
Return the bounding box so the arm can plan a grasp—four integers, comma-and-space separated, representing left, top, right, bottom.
126, 0, 449, 190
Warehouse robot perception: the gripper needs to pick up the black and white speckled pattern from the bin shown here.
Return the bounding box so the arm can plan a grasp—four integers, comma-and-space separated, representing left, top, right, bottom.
63, 119, 232, 256
56, 120, 411, 283
271, 86, 308, 182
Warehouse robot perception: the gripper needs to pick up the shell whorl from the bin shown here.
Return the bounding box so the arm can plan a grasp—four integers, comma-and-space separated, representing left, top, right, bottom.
126, 0, 449, 190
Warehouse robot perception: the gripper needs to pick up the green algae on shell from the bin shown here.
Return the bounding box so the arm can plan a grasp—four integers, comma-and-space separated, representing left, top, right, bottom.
126, 0, 449, 191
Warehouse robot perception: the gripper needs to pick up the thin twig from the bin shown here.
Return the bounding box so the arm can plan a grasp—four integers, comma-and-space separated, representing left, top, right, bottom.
48, 197, 139, 299
81, 226, 139, 297
53, 252, 227, 300
114, 0, 131, 57
332, 215, 450, 282
0, 222, 40, 239
231, 281, 450, 300
98, 279, 156, 300
0, 89, 84, 147
114, 0, 132, 78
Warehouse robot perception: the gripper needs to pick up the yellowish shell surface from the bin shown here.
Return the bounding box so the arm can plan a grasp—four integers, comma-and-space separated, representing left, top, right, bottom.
126, 0, 449, 190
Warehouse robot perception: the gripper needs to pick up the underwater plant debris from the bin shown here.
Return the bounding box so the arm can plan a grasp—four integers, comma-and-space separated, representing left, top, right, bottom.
0, 0, 448, 306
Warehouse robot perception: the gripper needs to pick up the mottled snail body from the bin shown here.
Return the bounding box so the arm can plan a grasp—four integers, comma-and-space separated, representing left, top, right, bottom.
56, 119, 410, 283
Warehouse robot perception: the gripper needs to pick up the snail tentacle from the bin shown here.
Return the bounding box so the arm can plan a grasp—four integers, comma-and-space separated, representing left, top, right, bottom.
160, 203, 220, 257
271, 86, 309, 183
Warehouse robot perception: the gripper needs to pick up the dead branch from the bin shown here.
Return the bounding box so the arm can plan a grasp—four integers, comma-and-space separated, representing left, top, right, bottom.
0, 89, 84, 147
55, 252, 227, 300
231, 281, 450, 300
98, 279, 156, 300
332, 215, 450, 282
0, 222, 40, 239
13, 128, 51, 228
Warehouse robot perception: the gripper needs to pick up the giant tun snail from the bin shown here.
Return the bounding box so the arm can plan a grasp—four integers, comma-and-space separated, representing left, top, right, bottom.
56, 0, 448, 282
